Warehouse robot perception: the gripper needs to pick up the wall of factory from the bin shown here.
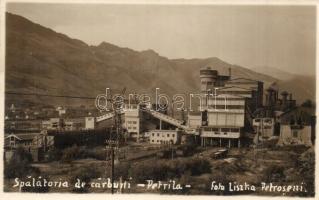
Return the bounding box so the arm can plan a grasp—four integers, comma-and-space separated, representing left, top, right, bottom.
207, 111, 245, 127
253, 118, 274, 138
200, 68, 218, 92
278, 125, 312, 146
124, 108, 144, 140
224, 79, 264, 110
149, 129, 181, 144
201, 127, 241, 138
85, 117, 95, 129
206, 98, 245, 110
188, 114, 202, 128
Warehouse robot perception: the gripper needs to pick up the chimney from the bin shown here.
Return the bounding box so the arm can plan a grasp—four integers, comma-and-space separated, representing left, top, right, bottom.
281, 91, 288, 105
289, 93, 292, 101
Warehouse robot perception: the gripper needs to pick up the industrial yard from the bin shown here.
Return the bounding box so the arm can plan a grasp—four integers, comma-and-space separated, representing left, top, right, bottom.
4, 142, 314, 196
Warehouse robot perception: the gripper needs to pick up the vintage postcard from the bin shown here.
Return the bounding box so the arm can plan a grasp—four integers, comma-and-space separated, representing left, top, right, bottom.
0, 0, 317, 199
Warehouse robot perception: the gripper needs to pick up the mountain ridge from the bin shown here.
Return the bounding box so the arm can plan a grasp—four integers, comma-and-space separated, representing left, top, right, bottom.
5, 12, 315, 107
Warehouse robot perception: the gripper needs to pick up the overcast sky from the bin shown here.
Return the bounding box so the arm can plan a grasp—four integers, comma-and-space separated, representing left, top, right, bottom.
6, 3, 316, 76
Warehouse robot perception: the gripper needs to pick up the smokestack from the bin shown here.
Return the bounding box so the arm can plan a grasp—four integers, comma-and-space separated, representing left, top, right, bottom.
281, 91, 288, 98
289, 93, 292, 101
228, 67, 231, 77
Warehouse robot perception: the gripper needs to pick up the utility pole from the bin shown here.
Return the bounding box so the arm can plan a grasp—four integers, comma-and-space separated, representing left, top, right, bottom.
109, 87, 126, 194
106, 139, 117, 194
111, 147, 114, 194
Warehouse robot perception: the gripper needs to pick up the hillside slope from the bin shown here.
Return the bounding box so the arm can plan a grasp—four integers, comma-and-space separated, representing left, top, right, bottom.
5, 12, 315, 106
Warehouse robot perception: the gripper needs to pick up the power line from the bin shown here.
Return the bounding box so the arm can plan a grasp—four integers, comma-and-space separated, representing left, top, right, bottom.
5, 91, 96, 99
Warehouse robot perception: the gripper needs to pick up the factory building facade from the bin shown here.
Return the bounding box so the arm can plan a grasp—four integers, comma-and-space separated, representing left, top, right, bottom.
198, 67, 264, 147
200, 93, 247, 147
124, 103, 145, 141
253, 118, 276, 138
40, 66, 310, 149
148, 129, 181, 145
278, 125, 313, 146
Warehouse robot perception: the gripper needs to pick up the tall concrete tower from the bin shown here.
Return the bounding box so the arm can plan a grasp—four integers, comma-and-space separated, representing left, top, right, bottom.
200, 67, 217, 92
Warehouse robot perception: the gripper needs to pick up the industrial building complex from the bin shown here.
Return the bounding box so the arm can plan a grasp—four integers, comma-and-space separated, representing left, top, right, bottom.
4, 67, 316, 162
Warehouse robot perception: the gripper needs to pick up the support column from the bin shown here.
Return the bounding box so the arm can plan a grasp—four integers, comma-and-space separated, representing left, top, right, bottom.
228, 139, 231, 148
159, 120, 162, 130
219, 138, 221, 147
238, 139, 241, 148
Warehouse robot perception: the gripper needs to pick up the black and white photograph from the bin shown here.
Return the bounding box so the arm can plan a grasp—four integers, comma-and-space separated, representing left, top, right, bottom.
0, 1, 317, 198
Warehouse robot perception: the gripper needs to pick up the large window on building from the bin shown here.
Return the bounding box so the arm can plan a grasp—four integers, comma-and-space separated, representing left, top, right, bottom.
211, 128, 219, 132
230, 128, 239, 132
221, 128, 230, 132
